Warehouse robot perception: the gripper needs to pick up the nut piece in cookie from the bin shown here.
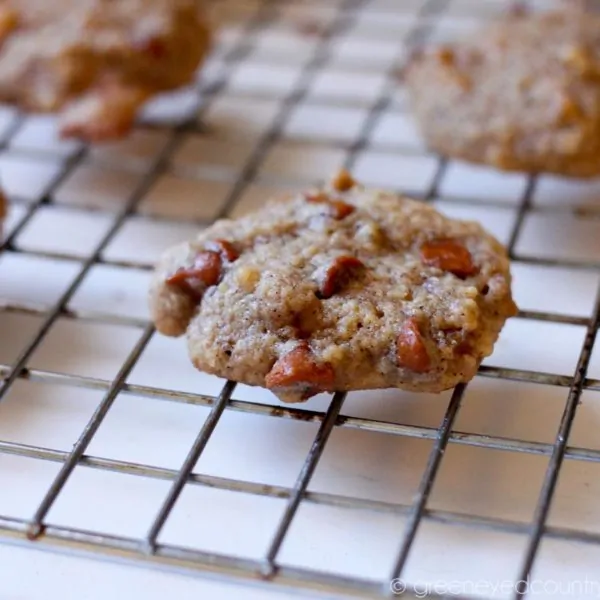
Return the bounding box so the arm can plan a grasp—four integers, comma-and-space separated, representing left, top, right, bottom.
149, 171, 518, 403
404, 9, 600, 177
0, 0, 212, 142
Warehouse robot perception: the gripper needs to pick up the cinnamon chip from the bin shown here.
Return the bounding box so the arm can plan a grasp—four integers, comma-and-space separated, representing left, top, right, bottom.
420, 238, 478, 278
166, 251, 222, 300
396, 318, 431, 373
329, 200, 355, 219
166, 239, 241, 302
331, 169, 357, 192
136, 36, 168, 60
305, 192, 355, 220
206, 239, 240, 262
435, 46, 455, 66
265, 342, 335, 400
317, 255, 365, 299
0, 7, 18, 42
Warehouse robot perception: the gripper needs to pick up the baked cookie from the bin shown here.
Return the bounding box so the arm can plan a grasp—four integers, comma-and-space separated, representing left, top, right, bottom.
0, 0, 211, 141
404, 9, 600, 177
149, 171, 517, 403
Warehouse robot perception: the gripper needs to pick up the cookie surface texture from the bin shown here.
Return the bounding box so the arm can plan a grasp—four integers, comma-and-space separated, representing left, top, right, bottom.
405, 9, 600, 177
149, 173, 518, 403
0, 0, 211, 141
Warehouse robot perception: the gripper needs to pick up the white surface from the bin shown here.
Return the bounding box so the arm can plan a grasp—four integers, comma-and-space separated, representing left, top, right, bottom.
1, 1, 600, 599
0, 544, 300, 600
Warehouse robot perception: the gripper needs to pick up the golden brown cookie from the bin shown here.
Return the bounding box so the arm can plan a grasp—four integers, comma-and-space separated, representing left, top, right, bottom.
405, 9, 600, 177
0, 0, 211, 141
149, 172, 517, 404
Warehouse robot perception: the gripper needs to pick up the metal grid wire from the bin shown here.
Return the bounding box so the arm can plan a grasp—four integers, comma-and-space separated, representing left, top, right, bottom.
1, 0, 600, 598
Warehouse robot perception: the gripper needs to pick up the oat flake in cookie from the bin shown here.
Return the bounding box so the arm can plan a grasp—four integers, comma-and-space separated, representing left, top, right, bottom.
149, 172, 518, 404
0, 0, 211, 142
405, 9, 600, 177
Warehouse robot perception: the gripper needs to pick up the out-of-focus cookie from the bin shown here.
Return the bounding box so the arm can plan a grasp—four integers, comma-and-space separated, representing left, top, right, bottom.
0, 0, 211, 141
405, 9, 600, 177
148, 171, 517, 404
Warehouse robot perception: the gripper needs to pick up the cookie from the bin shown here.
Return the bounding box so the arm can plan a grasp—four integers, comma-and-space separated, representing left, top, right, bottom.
404, 9, 600, 177
0, 0, 211, 141
149, 171, 517, 403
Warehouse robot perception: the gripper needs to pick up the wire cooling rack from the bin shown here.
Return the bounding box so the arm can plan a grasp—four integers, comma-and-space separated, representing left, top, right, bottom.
1, 0, 600, 598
